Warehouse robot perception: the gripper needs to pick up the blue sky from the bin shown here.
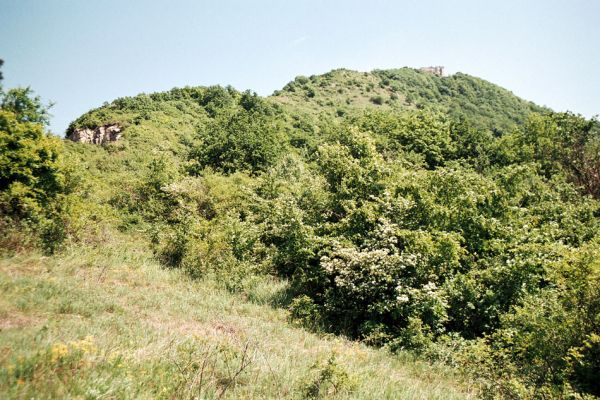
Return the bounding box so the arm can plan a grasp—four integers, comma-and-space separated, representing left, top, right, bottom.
1, 0, 598, 134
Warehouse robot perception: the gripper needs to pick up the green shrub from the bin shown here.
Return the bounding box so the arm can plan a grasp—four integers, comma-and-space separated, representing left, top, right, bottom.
568, 333, 600, 396
0, 88, 73, 254
369, 95, 384, 105
189, 91, 285, 174
301, 354, 355, 398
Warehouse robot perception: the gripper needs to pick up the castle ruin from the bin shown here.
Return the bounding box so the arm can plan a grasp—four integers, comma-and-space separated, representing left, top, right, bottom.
419, 66, 444, 77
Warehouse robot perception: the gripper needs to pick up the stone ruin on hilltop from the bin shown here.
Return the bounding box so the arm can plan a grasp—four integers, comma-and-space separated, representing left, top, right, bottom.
419, 66, 444, 77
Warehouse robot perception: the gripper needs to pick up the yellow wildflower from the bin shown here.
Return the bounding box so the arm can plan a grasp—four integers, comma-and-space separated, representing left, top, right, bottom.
50, 343, 69, 363
70, 336, 97, 355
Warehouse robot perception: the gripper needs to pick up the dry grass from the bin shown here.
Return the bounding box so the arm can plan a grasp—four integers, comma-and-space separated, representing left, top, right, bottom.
0, 239, 477, 399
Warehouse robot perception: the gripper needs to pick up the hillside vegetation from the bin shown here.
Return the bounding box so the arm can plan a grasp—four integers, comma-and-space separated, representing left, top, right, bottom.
272, 68, 545, 134
1, 67, 599, 399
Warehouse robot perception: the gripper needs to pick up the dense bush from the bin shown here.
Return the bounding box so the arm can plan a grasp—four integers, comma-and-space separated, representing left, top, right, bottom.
504, 112, 600, 198
139, 104, 599, 397
242, 109, 599, 397
189, 90, 285, 174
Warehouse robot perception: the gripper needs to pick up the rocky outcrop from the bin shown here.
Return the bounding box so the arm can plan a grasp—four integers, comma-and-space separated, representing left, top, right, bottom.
67, 123, 123, 144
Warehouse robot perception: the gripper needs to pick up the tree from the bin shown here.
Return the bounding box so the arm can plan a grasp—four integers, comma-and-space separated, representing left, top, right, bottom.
190, 91, 284, 174
510, 112, 600, 198
0, 85, 67, 252
1, 87, 52, 125
0, 111, 63, 218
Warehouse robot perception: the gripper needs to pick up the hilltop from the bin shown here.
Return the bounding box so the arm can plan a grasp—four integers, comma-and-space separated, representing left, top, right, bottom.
271, 68, 544, 134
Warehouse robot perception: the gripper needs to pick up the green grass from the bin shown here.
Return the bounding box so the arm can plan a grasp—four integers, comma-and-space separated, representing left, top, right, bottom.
0, 237, 476, 399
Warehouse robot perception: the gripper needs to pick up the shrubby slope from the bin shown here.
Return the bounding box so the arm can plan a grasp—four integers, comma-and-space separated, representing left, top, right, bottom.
2, 67, 599, 399
272, 68, 545, 134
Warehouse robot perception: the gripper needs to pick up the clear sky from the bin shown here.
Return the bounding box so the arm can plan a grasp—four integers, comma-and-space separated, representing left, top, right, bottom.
1, 0, 598, 135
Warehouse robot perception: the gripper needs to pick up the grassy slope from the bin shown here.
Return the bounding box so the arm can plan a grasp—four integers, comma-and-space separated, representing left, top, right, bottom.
0, 236, 475, 399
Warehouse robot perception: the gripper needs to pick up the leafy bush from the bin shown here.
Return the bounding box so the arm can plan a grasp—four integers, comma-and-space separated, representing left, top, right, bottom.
506, 112, 600, 198
369, 95, 384, 105
189, 91, 285, 174
302, 354, 355, 398
0, 87, 72, 253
